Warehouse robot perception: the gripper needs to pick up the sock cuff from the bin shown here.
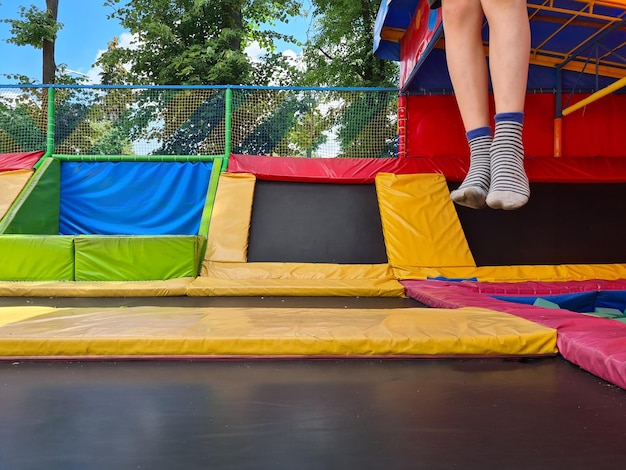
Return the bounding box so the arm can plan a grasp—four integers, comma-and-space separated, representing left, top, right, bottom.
495, 112, 524, 124
466, 126, 492, 141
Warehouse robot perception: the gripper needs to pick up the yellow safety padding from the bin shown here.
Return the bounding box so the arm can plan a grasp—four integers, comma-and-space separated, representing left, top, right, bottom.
0, 306, 58, 327
205, 173, 255, 263
375, 173, 475, 268
0, 278, 193, 297
393, 263, 626, 282
0, 169, 33, 219
0, 306, 557, 357
188, 277, 405, 297
202, 261, 396, 280
193, 262, 405, 296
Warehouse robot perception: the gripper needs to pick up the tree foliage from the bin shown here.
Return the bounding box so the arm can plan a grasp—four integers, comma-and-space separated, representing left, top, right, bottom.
301, 0, 398, 88
3, 0, 62, 83
98, 0, 301, 85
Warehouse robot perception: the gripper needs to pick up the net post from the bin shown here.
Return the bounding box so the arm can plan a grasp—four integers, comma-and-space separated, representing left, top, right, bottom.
223, 87, 233, 171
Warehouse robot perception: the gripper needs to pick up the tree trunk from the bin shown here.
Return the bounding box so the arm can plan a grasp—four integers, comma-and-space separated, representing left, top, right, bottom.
222, 1, 243, 51
42, 0, 59, 84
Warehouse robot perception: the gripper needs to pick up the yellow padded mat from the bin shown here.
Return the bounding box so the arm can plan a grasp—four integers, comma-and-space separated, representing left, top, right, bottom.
0, 169, 33, 219
0, 278, 193, 297
0, 306, 557, 358
204, 173, 255, 263
192, 262, 405, 297
375, 173, 475, 268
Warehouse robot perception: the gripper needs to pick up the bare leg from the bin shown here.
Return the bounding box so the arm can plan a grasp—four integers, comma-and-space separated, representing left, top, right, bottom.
482, 0, 530, 114
443, 0, 492, 209
442, 0, 489, 130
482, 0, 531, 210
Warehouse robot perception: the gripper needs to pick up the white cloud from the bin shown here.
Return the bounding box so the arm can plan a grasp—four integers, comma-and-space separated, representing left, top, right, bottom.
86, 32, 139, 84
244, 41, 266, 63
118, 32, 139, 50
282, 48, 306, 72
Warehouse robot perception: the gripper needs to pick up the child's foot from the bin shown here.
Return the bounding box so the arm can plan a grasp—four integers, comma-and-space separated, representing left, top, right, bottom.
450, 130, 492, 210
451, 186, 488, 209
486, 115, 529, 210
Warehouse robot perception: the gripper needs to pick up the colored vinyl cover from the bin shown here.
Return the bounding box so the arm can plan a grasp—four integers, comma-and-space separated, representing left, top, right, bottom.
375, 172, 475, 268
59, 161, 213, 235
0, 170, 32, 221
74, 235, 203, 281
0, 305, 556, 357
0, 235, 74, 281
405, 94, 626, 159
0, 157, 61, 235
401, 279, 626, 390
0, 151, 44, 172
204, 173, 256, 263
228, 153, 626, 184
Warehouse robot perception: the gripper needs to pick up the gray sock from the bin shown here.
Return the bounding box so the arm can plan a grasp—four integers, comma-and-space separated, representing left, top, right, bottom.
486, 118, 530, 210
451, 132, 492, 209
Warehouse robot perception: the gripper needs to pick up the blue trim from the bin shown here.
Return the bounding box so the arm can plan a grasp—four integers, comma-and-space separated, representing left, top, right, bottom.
0, 84, 398, 92
495, 112, 524, 124
466, 126, 492, 141
400, 23, 444, 94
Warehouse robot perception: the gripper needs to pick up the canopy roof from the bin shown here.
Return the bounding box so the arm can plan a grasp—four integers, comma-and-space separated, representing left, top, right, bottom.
374, 0, 626, 93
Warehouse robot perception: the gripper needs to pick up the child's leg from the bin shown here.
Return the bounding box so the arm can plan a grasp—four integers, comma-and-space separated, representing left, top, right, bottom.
481, 0, 531, 210
486, 112, 529, 210
441, 0, 492, 209
450, 126, 492, 209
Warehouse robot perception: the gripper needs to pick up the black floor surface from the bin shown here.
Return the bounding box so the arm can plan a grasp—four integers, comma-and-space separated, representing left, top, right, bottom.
1, 358, 625, 470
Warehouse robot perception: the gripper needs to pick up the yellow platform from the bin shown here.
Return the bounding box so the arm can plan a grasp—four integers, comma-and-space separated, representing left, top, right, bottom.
0, 305, 557, 359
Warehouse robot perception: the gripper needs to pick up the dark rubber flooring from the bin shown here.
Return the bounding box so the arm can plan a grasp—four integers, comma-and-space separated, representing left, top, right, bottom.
1, 357, 626, 470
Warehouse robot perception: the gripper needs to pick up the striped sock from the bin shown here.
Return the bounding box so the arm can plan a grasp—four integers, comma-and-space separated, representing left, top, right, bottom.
450, 126, 492, 209
486, 113, 530, 210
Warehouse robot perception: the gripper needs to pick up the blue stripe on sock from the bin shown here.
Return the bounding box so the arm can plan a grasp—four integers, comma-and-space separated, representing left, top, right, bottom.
466, 126, 492, 141
495, 112, 524, 124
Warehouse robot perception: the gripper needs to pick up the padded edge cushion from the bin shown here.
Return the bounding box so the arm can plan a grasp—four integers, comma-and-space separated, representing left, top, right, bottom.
0, 235, 74, 281
376, 173, 475, 268
74, 235, 202, 281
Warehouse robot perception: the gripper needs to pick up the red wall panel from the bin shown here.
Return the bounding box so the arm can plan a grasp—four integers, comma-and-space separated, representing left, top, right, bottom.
406, 93, 626, 158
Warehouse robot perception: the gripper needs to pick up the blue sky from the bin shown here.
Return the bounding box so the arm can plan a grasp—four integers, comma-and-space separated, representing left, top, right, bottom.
0, 0, 310, 84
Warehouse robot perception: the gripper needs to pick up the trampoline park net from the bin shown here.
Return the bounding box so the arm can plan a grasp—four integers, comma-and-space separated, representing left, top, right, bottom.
0, 85, 398, 159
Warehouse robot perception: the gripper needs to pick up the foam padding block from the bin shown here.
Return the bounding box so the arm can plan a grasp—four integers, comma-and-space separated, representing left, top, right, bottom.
205, 173, 255, 262
192, 262, 405, 297
375, 173, 475, 268
0, 170, 33, 220
0, 306, 557, 358
0, 235, 74, 281
0, 157, 60, 235
0, 278, 193, 297
74, 235, 204, 281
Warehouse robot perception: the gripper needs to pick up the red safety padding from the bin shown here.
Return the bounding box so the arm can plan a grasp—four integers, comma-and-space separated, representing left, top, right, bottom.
228, 154, 626, 183
228, 154, 463, 183
406, 93, 626, 159
0, 151, 45, 172
402, 279, 626, 390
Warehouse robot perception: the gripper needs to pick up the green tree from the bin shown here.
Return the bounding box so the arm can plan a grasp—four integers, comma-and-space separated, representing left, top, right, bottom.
99, 0, 301, 85
3, 0, 62, 83
301, 0, 397, 87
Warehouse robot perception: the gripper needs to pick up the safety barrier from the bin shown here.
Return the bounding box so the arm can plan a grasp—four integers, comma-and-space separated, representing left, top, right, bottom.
0, 85, 399, 164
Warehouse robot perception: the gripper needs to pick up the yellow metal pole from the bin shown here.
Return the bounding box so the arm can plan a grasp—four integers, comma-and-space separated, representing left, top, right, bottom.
562, 75, 626, 116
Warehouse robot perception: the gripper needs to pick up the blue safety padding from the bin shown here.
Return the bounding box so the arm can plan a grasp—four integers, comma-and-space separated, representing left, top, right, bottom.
59, 161, 213, 235
596, 290, 626, 311
493, 291, 626, 314
427, 276, 478, 282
